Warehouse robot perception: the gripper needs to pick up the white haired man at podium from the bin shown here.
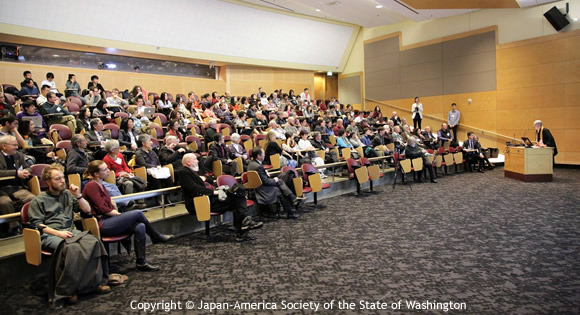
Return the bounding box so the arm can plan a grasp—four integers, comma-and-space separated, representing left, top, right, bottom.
533, 120, 558, 156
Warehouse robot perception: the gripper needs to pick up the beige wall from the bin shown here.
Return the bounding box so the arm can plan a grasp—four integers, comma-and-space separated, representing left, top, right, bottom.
343, 1, 580, 74
227, 66, 313, 98
338, 73, 362, 106
368, 29, 580, 165
0, 62, 316, 101
0, 62, 226, 97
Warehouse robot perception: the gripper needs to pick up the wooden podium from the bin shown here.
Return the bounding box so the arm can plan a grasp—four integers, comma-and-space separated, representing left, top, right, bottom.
504, 147, 553, 182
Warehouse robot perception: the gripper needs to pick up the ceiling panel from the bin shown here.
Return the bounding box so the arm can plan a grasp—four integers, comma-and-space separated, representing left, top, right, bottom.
237, 0, 560, 28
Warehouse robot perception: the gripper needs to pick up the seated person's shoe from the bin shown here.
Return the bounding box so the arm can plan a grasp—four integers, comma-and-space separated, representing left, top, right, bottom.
478, 169, 485, 173
287, 212, 299, 220
65, 295, 78, 305
291, 198, 304, 207
136, 262, 160, 271
152, 233, 174, 244
235, 232, 256, 242
97, 285, 111, 294
241, 217, 263, 231
430, 179, 437, 183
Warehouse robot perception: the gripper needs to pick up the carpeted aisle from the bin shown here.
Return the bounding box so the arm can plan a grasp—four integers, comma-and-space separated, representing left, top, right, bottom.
1, 167, 579, 314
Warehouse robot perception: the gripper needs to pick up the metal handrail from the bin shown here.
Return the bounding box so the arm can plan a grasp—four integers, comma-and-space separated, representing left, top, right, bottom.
365, 98, 519, 142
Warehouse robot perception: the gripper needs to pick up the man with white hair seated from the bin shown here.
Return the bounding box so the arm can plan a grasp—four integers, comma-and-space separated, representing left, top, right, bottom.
228, 133, 249, 169
404, 136, 437, 183
176, 153, 263, 242
269, 121, 286, 140
159, 135, 187, 168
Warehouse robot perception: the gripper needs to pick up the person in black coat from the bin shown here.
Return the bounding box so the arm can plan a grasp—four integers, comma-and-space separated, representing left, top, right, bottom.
203, 120, 218, 150
534, 120, 558, 156
207, 134, 237, 175
158, 135, 187, 168
247, 147, 301, 219
462, 131, 485, 172
176, 153, 262, 241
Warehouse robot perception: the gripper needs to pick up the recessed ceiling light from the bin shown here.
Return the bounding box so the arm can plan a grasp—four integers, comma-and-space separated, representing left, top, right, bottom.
376, 5, 383, 8
316, 9, 320, 12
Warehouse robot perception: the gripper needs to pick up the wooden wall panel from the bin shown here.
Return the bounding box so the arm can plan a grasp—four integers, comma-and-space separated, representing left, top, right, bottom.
496, 36, 580, 70
497, 60, 580, 90
0, 61, 225, 97
228, 66, 313, 97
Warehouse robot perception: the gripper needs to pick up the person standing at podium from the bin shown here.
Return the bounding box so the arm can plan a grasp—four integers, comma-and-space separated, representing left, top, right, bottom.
533, 120, 558, 156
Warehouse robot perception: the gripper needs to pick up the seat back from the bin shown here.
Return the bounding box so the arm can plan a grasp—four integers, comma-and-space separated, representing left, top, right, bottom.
399, 158, 412, 174
368, 164, 380, 180
329, 134, 336, 146
453, 152, 463, 165
217, 124, 231, 136
216, 174, 237, 188
354, 166, 369, 184
193, 195, 211, 222
163, 164, 175, 184
269, 154, 281, 170
307, 173, 323, 193
242, 171, 262, 189
27, 176, 41, 196
105, 170, 116, 184
233, 157, 243, 176
30, 164, 50, 190
359, 157, 371, 166
134, 166, 147, 183
48, 124, 72, 141
301, 163, 318, 182
346, 158, 359, 174
341, 147, 351, 160
411, 157, 423, 172
354, 146, 364, 159
55, 148, 67, 160
255, 134, 267, 148
82, 217, 101, 239
67, 173, 81, 188
434, 155, 443, 168
212, 160, 223, 177
316, 149, 325, 161
152, 113, 168, 126
21, 202, 43, 266
103, 123, 120, 139
443, 153, 454, 166
55, 140, 72, 152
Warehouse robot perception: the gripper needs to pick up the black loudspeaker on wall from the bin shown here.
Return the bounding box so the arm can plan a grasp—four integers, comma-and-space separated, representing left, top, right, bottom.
544, 6, 570, 31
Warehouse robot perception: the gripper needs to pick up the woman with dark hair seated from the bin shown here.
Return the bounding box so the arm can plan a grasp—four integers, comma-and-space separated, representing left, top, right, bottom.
18, 119, 56, 164
118, 118, 140, 151
76, 106, 92, 134
92, 99, 112, 123
83, 160, 173, 271
166, 119, 185, 143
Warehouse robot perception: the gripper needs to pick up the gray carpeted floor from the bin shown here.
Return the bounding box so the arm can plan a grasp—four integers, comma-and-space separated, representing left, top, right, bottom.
2, 167, 579, 314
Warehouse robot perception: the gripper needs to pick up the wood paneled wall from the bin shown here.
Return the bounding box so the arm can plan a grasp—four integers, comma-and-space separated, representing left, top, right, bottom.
367, 29, 580, 165
0, 62, 316, 104
228, 66, 313, 97
496, 31, 580, 165
0, 62, 226, 97
314, 73, 339, 101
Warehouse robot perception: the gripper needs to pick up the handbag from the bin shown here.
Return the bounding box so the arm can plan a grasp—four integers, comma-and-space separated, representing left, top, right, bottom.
148, 167, 171, 179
